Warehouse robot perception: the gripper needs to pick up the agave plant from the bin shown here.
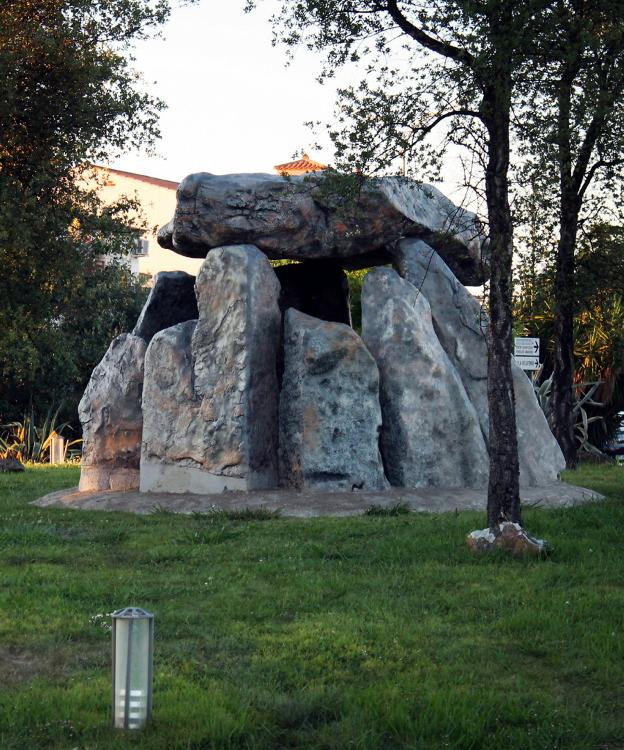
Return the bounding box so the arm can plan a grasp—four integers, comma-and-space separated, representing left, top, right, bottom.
532, 372, 606, 457
0, 407, 81, 464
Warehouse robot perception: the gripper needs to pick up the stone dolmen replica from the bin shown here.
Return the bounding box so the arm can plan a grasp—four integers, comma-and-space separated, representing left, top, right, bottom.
78, 172, 565, 500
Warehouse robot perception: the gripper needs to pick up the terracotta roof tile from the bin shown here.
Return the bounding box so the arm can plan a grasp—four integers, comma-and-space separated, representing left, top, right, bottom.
274, 153, 326, 174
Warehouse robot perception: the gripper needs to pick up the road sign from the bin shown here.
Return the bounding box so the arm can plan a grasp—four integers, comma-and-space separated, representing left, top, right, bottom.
514, 355, 540, 371
514, 337, 540, 357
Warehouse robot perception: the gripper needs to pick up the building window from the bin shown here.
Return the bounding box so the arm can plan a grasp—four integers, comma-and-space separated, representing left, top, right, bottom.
133, 237, 149, 257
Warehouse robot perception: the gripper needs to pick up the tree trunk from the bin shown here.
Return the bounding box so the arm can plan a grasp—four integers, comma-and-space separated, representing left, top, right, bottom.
483, 85, 521, 528
551, 200, 579, 468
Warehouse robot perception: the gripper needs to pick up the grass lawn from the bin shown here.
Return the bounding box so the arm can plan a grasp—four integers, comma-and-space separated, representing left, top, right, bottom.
0, 464, 623, 749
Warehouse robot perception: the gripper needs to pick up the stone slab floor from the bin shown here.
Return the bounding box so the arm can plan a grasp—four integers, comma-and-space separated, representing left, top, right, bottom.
34, 482, 602, 517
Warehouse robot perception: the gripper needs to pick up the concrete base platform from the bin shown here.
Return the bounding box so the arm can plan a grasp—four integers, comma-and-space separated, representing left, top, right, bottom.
33, 482, 603, 518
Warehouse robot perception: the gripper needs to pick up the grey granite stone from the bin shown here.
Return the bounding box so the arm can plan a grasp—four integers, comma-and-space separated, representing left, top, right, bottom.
157, 173, 488, 285
132, 271, 198, 343
362, 267, 489, 488
78, 333, 146, 491
140, 245, 281, 493
391, 239, 566, 485
279, 308, 388, 491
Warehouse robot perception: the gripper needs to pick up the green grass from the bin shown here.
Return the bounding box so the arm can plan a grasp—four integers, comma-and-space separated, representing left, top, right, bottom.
0, 463, 623, 749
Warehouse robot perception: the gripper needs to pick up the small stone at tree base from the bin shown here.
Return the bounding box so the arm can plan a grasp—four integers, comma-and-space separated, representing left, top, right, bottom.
466, 522, 552, 557
0, 457, 25, 472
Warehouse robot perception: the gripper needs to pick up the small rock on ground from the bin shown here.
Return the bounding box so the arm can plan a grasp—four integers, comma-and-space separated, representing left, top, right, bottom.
466, 521, 551, 557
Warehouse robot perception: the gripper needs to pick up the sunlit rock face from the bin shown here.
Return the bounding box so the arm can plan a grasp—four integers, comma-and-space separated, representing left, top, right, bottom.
140, 245, 282, 494
78, 333, 146, 492
361, 267, 489, 489
157, 172, 488, 286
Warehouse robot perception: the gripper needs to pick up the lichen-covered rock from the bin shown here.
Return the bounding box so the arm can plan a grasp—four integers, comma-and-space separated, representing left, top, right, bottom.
78, 333, 146, 491
157, 173, 488, 285
391, 239, 565, 486
362, 268, 489, 488
279, 309, 388, 491
466, 522, 551, 557
132, 271, 198, 343
140, 245, 281, 493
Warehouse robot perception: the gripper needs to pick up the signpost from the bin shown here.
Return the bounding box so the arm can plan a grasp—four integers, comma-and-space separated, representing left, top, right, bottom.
514, 337, 540, 371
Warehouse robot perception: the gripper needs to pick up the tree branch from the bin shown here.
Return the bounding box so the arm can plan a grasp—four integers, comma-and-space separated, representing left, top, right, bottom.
384, 0, 476, 68
416, 107, 483, 137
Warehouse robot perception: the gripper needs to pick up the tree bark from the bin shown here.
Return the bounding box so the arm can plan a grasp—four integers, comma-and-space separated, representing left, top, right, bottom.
482, 74, 521, 528
551, 199, 579, 468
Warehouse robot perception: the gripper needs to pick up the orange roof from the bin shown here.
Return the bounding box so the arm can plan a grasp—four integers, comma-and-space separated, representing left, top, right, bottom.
274, 153, 326, 175
94, 165, 179, 190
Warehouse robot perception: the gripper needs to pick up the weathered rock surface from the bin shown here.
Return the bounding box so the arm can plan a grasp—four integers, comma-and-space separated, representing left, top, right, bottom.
466, 522, 551, 557
0, 457, 25, 473
157, 172, 488, 285
275, 260, 351, 326
79, 333, 146, 491
362, 268, 489, 488
132, 271, 198, 343
279, 309, 388, 491
140, 245, 281, 493
391, 239, 566, 485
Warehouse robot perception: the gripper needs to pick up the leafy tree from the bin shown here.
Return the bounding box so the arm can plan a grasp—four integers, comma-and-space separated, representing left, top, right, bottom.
252, 0, 554, 529
515, 0, 624, 467
0, 0, 170, 424
515, 223, 624, 449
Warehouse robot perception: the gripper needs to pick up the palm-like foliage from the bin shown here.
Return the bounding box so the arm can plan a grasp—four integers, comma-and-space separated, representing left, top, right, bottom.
0, 407, 81, 463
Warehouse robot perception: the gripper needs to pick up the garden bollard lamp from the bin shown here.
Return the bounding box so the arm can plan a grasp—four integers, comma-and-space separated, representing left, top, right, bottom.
111, 607, 154, 730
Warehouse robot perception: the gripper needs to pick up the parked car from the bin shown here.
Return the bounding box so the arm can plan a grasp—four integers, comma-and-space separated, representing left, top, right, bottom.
604, 421, 624, 457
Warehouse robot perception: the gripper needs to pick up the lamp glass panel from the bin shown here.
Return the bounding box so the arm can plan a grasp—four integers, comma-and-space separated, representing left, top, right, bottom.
113, 618, 151, 729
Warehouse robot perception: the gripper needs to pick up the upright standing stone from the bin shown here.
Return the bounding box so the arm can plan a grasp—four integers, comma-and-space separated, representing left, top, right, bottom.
79, 333, 146, 491
362, 268, 489, 488
391, 239, 565, 485
279, 309, 388, 491
132, 271, 198, 343
140, 245, 281, 493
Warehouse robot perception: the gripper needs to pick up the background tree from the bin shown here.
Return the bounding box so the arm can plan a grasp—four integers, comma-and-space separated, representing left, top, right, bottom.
515, 222, 624, 450
0, 0, 170, 425
515, 0, 624, 467
252, 0, 553, 529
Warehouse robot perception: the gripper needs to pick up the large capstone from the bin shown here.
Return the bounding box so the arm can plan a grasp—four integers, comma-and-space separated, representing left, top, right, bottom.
132, 271, 198, 343
158, 173, 488, 285
140, 245, 281, 493
362, 268, 489, 488
275, 259, 351, 325
279, 308, 388, 491
391, 239, 566, 485
78, 333, 146, 491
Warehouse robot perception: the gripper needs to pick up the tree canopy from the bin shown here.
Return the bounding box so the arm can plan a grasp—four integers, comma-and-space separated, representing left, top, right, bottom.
0, 0, 170, 424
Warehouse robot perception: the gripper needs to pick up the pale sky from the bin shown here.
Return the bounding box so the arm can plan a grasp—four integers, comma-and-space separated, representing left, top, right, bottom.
112, 1, 340, 181
111, 1, 471, 207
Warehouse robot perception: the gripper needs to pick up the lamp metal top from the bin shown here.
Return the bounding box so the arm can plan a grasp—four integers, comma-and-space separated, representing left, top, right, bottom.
111, 607, 154, 620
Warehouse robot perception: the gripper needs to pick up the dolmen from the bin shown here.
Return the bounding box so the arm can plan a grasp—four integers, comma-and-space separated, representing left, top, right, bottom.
78, 172, 564, 497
